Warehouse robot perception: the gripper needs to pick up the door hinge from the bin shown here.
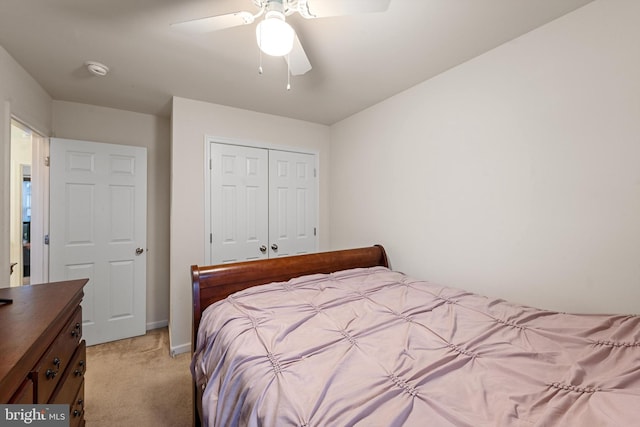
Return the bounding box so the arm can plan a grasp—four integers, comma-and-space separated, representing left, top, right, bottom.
44, 156, 50, 167
210, 233, 212, 244
314, 227, 317, 236
44, 234, 50, 245
209, 159, 212, 170
314, 168, 317, 178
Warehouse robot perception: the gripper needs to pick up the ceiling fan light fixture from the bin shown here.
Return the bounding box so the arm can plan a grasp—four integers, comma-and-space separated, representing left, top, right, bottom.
256, 11, 294, 57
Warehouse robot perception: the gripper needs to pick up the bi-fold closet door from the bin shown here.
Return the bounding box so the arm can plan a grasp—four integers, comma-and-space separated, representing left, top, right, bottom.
209, 142, 317, 264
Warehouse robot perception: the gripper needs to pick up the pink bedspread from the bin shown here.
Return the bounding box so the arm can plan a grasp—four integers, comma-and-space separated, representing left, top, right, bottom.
191, 267, 640, 426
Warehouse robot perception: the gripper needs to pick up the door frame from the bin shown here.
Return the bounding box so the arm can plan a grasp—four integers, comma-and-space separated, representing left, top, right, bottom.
29, 128, 49, 284
203, 136, 320, 265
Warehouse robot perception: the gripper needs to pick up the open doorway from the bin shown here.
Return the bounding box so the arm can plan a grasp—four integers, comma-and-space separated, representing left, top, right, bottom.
9, 118, 47, 286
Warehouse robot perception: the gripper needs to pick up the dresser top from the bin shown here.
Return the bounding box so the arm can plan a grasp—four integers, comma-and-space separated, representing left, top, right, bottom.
0, 279, 87, 401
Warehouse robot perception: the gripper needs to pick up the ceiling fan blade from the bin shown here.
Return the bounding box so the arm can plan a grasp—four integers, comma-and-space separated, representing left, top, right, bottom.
171, 11, 254, 33
285, 34, 312, 76
298, 0, 391, 18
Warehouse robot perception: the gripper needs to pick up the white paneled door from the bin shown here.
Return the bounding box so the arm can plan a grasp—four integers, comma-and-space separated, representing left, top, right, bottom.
269, 150, 317, 257
49, 138, 147, 346
209, 142, 317, 264
210, 143, 269, 264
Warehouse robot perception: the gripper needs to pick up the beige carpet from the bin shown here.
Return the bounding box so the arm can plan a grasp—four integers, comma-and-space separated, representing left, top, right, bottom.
84, 328, 192, 427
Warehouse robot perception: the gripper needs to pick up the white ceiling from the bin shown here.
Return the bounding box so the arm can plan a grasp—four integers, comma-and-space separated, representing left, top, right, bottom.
0, 0, 593, 125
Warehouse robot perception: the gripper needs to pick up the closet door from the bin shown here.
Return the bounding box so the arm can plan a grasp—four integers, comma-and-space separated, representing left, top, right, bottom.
269, 150, 317, 257
210, 143, 268, 264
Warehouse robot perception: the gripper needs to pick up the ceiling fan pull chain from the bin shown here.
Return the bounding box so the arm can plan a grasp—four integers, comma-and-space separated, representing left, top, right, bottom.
258, 45, 264, 75
286, 53, 291, 90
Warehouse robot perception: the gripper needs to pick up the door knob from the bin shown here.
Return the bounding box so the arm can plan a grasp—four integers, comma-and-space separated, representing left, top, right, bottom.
271, 244, 278, 251
135, 248, 144, 255
259, 245, 267, 253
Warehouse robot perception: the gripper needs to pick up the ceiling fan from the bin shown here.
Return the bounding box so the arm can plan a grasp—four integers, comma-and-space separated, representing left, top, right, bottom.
172, 0, 392, 77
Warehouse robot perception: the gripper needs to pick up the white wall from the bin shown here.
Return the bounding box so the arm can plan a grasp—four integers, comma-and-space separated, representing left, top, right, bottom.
170, 96, 331, 353
330, 0, 640, 315
0, 45, 52, 285
52, 101, 171, 329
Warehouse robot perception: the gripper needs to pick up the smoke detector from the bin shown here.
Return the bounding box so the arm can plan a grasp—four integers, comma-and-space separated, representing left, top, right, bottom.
85, 61, 110, 77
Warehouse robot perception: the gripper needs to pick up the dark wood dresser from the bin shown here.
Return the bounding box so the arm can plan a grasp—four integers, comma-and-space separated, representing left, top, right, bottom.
0, 279, 87, 427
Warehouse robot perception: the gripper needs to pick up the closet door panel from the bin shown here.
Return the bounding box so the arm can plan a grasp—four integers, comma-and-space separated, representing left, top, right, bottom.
210, 144, 269, 264
269, 150, 317, 257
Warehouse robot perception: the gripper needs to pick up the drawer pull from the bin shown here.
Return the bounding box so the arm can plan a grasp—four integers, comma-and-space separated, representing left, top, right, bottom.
73, 409, 84, 417
73, 358, 86, 376
71, 322, 81, 337
46, 356, 62, 379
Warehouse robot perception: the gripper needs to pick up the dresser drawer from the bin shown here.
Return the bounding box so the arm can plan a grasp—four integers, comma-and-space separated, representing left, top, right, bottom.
51, 340, 86, 405
70, 381, 85, 427
32, 306, 82, 402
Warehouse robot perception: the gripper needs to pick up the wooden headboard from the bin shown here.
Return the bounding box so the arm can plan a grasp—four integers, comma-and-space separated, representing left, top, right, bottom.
190, 245, 389, 348
189, 245, 389, 426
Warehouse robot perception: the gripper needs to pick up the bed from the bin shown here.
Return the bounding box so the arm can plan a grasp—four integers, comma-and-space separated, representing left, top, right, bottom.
190, 245, 639, 426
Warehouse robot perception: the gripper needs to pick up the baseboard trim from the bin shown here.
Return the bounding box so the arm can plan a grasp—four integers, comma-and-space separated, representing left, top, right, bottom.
146, 320, 168, 331
170, 342, 191, 357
